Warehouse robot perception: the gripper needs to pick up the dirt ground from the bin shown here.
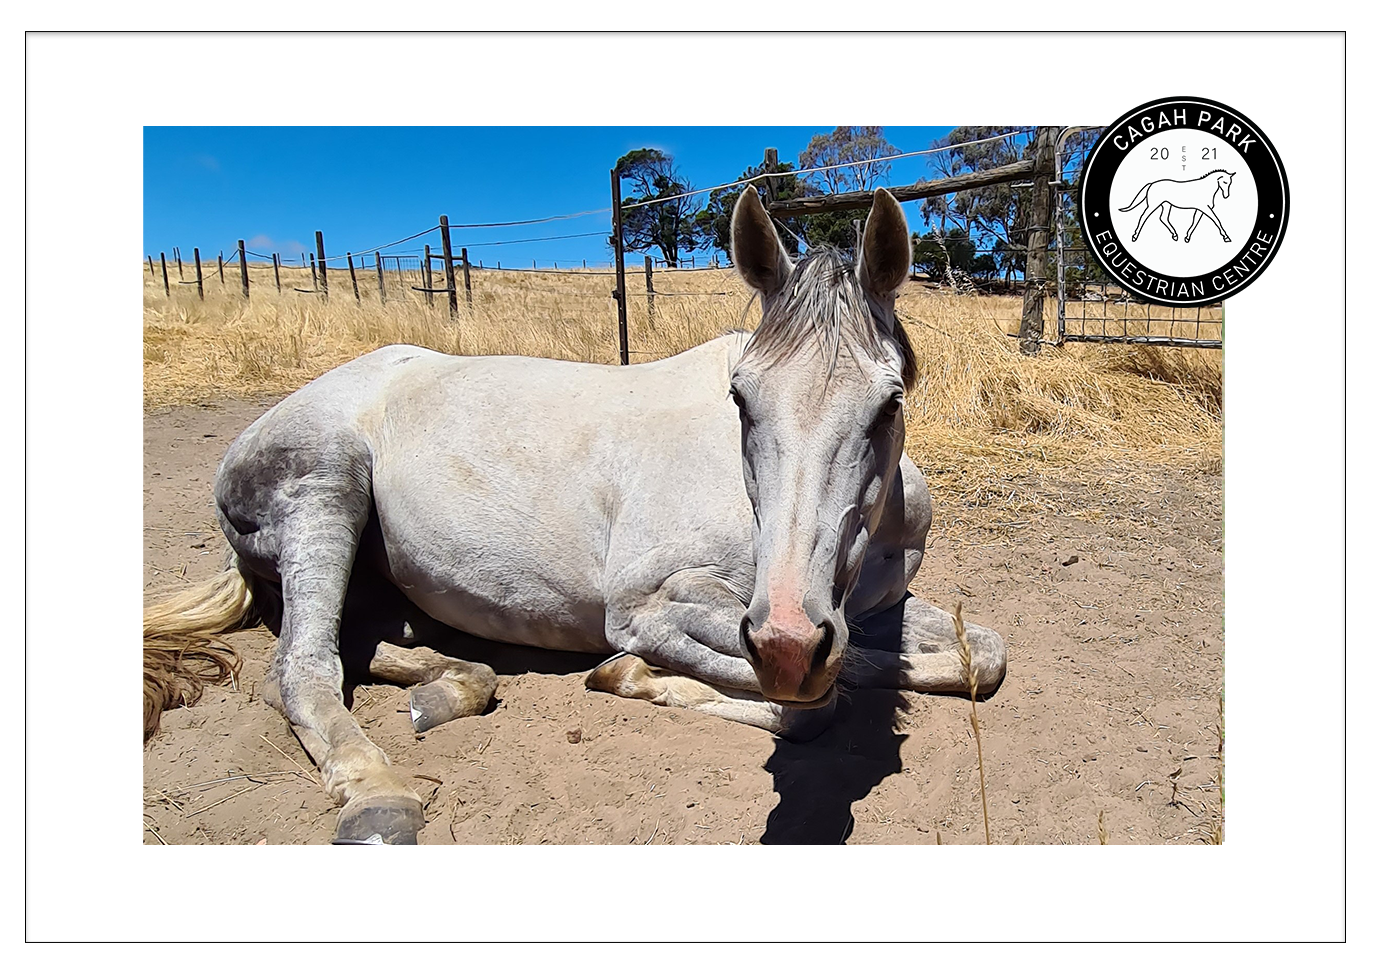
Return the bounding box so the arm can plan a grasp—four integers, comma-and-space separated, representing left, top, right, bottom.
143, 398, 1224, 846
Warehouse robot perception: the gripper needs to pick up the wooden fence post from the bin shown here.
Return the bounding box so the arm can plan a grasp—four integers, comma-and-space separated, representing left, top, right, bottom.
238, 239, 250, 300
375, 251, 387, 304
644, 255, 654, 320
217, 252, 225, 286
423, 244, 434, 307
764, 147, 778, 201
439, 215, 458, 319
160, 252, 169, 297
347, 253, 361, 302
316, 230, 329, 300
273, 253, 282, 293
610, 168, 629, 365
461, 247, 472, 309
147, 255, 155, 278
1019, 126, 1059, 356
194, 247, 204, 300
175, 247, 184, 280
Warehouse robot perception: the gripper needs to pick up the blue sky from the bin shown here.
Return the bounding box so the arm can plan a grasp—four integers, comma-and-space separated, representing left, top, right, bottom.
143, 127, 960, 268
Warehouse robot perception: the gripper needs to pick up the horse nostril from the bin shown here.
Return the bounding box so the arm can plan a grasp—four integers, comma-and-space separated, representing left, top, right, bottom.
740, 614, 760, 664
810, 622, 834, 673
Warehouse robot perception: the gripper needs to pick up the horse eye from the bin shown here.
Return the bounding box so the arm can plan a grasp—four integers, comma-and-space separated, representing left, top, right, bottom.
729, 387, 746, 410
871, 394, 903, 433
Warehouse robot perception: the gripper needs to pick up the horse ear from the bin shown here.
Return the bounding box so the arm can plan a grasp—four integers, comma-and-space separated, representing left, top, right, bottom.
732, 187, 793, 300
858, 189, 911, 299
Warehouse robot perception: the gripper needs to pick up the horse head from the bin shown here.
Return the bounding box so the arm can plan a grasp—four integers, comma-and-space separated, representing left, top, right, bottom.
727, 186, 916, 705
1217, 171, 1236, 199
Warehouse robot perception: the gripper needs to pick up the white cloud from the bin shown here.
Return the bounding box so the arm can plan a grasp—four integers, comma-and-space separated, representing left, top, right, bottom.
246, 234, 309, 258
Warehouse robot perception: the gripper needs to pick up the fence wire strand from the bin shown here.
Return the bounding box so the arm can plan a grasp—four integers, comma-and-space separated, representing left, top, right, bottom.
621, 130, 1026, 211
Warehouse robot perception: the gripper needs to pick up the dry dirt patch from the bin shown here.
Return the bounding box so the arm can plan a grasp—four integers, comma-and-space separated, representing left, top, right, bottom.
143, 399, 1223, 845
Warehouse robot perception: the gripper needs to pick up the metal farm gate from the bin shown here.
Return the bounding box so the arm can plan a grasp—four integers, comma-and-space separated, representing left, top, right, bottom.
1053, 127, 1224, 349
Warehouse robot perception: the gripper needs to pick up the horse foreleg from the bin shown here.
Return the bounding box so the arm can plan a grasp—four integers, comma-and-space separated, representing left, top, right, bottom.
1185, 210, 1204, 242
1201, 205, 1231, 242
587, 654, 832, 739
593, 576, 836, 740
843, 593, 1006, 695
368, 642, 497, 733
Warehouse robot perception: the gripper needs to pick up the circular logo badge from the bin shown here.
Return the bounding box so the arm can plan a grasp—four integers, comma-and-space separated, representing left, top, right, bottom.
1078, 96, 1289, 306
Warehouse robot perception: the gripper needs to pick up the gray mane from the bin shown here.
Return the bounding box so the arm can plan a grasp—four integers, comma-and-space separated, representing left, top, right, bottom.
740, 247, 917, 390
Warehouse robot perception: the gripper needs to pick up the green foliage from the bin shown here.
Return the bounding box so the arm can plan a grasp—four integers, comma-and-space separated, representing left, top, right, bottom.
920, 126, 1037, 282
911, 228, 998, 283
798, 126, 899, 195
695, 159, 806, 258
699, 127, 904, 261
793, 126, 903, 254
613, 148, 701, 267
799, 210, 858, 251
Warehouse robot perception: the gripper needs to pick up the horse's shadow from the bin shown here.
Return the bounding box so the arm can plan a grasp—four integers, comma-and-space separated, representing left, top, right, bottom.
763, 595, 941, 844
761, 687, 908, 844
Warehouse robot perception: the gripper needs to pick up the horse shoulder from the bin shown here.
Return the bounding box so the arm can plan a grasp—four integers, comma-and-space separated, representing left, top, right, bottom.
895, 453, 933, 551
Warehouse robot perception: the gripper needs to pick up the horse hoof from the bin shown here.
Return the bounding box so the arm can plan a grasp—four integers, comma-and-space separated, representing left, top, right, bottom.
409, 676, 491, 733
334, 796, 424, 845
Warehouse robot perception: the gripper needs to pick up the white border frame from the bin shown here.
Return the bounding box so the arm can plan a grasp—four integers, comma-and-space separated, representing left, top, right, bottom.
22, 31, 1351, 944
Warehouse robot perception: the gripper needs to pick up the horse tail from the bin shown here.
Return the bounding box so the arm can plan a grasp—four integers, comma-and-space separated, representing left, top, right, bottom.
1119, 182, 1151, 212
143, 555, 270, 742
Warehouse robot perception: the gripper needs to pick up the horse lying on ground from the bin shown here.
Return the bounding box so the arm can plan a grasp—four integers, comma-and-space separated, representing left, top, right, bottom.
144, 187, 1007, 844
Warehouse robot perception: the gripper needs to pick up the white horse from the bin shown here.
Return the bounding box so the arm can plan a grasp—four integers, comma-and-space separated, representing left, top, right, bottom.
1121, 169, 1235, 244
144, 188, 1007, 844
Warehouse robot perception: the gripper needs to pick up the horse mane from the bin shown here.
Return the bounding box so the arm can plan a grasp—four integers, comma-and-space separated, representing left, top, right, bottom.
739, 247, 917, 391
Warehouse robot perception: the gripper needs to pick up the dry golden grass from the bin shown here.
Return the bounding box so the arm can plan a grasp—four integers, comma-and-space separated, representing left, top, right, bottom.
950, 601, 991, 845
143, 260, 1222, 529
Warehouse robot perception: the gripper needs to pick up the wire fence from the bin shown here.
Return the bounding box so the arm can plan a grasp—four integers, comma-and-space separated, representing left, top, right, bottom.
148, 127, 1217, 355
1053, 127, 1224, 348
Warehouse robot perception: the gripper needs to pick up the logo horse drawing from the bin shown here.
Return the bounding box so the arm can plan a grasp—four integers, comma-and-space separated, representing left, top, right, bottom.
1119, 169, 1236, 244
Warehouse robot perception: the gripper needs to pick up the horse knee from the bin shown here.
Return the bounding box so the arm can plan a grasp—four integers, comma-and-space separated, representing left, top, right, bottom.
968, 625, 1007, 693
